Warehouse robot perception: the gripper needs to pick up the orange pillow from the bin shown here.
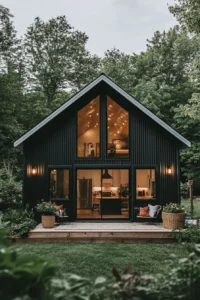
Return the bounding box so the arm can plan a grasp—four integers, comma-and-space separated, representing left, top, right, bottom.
55, 205, 63, 210
139, 206, 149, 217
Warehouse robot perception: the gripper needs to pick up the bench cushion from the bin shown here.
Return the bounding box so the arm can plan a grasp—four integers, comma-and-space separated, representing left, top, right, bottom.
139, 206, 149, 217
148, 204, 160, 218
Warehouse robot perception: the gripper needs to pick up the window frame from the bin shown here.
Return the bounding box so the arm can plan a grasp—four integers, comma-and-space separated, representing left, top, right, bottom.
106, 96, 130, 159
74, 165, 131, 220
134, 167, 158, 201
76, 96, 101, 159
48, 166, 71, 201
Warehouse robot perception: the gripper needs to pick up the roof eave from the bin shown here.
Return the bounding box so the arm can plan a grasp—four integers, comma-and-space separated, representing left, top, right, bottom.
14, 74, 191, 148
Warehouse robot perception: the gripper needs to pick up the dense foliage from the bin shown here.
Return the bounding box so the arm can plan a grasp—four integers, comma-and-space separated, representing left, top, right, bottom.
0, 166, 22, 207
1, 2, 200, 189
0, 226, 56, 300
2, 205, 37, 237
173, 225, 200, 243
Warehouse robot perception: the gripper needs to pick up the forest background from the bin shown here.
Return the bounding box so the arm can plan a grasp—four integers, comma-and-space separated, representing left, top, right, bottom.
1, 0, 200, 192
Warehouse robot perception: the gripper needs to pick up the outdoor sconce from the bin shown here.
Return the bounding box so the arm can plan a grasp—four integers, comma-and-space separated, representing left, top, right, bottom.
167, 166, 172, 175
32, 167, 37, 175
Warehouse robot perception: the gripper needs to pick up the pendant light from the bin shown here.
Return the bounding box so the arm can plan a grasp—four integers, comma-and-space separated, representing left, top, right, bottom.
102, 169, 113, 179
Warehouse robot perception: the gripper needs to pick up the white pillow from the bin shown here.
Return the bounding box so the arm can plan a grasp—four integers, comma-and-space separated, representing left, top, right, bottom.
148, 204, 160, 218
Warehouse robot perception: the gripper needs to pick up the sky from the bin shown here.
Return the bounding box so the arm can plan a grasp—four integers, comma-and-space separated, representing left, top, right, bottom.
2, 0, 177, 56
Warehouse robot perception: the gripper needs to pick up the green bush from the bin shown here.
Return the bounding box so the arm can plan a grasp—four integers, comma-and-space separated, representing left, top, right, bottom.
0, 227, 56, 300
173, 225, 200, 243
0, 167, 22, 207
180, 182, 189, 197
2, 205, 37, 237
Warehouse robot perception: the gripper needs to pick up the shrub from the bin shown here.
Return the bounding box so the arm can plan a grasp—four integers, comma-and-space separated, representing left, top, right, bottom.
2, 205, 37, 237
0, 167, 22, 207
173, 225, 200, 243
0, 226, 56, 300
180, 182, 189, 198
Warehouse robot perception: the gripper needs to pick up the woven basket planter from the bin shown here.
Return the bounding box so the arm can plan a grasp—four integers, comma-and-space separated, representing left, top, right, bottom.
162, 212, 185, 229
42, 215, 55, 228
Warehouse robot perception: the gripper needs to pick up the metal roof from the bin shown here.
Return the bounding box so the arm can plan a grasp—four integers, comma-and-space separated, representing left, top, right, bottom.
14, 73, 191, 148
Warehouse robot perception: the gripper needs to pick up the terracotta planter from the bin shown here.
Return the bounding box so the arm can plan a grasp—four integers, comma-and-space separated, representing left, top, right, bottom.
42, 215, 55, 228
162, 212, 185, 229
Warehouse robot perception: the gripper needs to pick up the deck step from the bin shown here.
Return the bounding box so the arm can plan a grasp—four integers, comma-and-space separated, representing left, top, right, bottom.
12, 236, 175, 244
29, 231, 173, 238
20, 230, 175, 243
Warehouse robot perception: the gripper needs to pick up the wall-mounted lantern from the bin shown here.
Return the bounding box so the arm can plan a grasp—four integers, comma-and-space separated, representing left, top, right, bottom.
32, 167, 37, 175
167, 166, 172, 175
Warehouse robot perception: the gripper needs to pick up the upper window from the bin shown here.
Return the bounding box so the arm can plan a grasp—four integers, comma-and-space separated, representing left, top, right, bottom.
136, 169, 156, 200
107, 97, 129, 158
50, 169, 69, 200
77, 96, 100, 158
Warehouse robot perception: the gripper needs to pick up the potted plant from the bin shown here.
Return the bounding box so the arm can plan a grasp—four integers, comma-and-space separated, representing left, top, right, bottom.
118, 184, 129, 198
36, 201, 56, 228
162, 203, 185, 229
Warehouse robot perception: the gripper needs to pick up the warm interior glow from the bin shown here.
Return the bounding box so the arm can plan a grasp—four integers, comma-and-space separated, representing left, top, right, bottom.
77, 169, 129, 219
77, 96, 100, 157
136, 169, 156, 200
107, 96, 129, 158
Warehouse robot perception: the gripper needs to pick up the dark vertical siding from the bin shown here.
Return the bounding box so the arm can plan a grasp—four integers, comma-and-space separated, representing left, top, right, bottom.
23, 83, 181, 221
132, 109, 179, 207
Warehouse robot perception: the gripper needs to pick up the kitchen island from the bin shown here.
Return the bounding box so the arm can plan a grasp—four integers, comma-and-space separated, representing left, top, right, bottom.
96, 197, 122, 215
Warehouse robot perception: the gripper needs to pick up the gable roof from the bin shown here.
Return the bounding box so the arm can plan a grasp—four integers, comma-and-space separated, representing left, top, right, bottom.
14, 73, 191, 148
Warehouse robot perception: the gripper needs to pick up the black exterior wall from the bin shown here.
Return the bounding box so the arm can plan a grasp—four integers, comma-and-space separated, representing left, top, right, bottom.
22, 81, 181, 221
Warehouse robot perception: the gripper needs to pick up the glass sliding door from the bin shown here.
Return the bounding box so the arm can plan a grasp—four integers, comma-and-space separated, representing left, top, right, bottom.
76, 169, 129, 219
101, 169, 129, 219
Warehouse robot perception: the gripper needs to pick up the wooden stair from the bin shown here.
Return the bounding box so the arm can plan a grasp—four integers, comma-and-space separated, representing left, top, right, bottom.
10, 230, 175, 243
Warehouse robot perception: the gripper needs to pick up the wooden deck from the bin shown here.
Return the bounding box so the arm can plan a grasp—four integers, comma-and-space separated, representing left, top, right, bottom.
15, 222, 176, 243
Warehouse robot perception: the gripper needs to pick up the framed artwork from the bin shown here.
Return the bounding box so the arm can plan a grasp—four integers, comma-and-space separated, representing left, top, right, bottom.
112, 138, 128, 150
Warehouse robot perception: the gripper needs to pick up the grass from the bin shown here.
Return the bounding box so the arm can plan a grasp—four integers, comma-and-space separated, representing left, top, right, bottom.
9, 200, 200, 280
181, 198, 200, 218
10, 243, 189, 279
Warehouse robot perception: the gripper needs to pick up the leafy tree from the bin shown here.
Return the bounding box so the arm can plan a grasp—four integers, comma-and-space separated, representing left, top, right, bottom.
0, 165, 22, 207
169, 0, 200, 34
101, 48, 138, 93
24, 16, 100, 108
0, 5, 24, 166
174, 58, 200, 179
133, 26, 199, 123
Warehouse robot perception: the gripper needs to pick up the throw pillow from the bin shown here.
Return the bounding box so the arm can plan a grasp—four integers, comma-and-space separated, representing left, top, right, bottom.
139, 206, 149, 217
148, 204, 160, 218
55, 205, 63, 211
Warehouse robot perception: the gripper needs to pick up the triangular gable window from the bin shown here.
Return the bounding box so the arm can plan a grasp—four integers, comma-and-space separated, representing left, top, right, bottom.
107, 97, 129, 158
77, 96, 100, 158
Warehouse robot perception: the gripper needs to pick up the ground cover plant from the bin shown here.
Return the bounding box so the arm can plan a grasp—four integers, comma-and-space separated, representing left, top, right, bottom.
1, 205, 37, 237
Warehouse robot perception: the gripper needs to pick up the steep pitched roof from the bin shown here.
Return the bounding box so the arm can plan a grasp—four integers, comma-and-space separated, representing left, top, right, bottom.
14, 73, 191, 148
